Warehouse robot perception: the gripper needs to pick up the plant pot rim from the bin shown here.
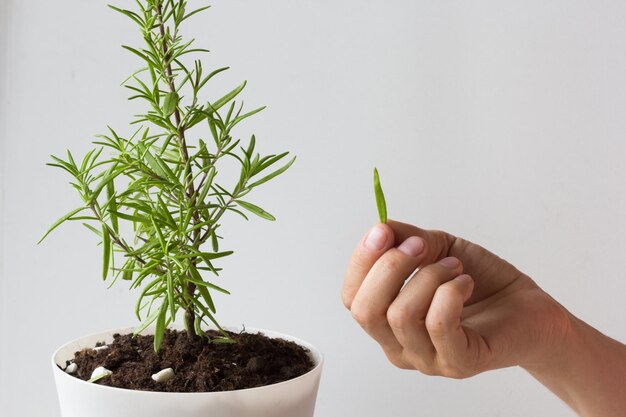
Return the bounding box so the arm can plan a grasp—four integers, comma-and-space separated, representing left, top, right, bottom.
52, 325, 324, 396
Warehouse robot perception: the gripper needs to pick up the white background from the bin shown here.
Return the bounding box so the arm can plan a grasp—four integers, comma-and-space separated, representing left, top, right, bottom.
2, 0, 626, 416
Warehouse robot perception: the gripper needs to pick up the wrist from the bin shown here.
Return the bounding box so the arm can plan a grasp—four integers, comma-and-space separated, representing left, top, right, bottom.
517, 290, 575, 373
520, 308, 578, 378
522, 308, 626, 416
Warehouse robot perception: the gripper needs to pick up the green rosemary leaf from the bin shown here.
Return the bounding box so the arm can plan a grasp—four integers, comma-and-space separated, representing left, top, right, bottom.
157, 196, 177, 230
212, 336, 236, 344
107, 5, 144, 26
66, 150, 77, 169
166, 269, 176, 321
122, 45, 156, 66
228, 106, 265, 131
257, 152, 288, 172
208, 119, 220, 146
46, 162, 77, 177
153, 298, 169, 351
236, 200, 276, 221
207, 81, 247, 114
198, 66, 229, 91
196, 166, 216, 204
197, 285, 216, 314
142, 145, 179, 185
88, 373, 111, 384
179, 48, 210, 57
225, 102, 236, 125
91, 163, 122, 202
248, 156, 295, 189
133, 304, 161, 336
190, 297, 226, 333
151, 216, 167, 251
211, 232, 219, 252
82, 223, 102, 237
135, 277, 163, 320
162, 91, 179, 117
122, 260, 135, 281
38, 207, 87, 244
373, 167, 388, 224
191, 279, 230, 295
186, 219, 214, 234
61, 216, 98, 221
226, 207, 249, 221
79, 148, 96, 173
173, 250, 233, 262
106, 180, 119, 233
102, 225, 111, 280
245, 135, 256, 159
193, 315, 204, 338
109, 210, 150, 224
180, 5, 211, 23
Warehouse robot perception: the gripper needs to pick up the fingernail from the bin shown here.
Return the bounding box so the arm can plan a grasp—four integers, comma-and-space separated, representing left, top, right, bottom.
397, 236, 425, 257
455, 274, 473, 285
364, 225, 387, 251
439, 257, 460, 268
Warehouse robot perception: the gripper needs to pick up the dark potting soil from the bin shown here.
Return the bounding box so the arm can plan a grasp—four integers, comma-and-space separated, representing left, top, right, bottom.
63, 329, 315, 392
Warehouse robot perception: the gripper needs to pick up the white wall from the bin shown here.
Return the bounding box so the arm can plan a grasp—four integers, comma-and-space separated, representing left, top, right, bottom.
2, 0, 626, 416
1, 0, 10, 413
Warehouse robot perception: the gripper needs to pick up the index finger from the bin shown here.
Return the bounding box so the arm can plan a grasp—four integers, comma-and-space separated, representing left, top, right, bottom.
387, 219, 456, 265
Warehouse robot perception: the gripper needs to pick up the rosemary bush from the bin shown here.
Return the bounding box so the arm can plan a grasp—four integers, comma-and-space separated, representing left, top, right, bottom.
40, 0, 294, 350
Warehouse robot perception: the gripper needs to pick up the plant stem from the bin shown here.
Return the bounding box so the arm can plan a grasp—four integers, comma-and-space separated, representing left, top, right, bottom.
155, 1, 199, 339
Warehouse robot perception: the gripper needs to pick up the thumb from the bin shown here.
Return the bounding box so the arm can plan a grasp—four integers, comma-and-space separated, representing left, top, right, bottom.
342, 223, 394, 309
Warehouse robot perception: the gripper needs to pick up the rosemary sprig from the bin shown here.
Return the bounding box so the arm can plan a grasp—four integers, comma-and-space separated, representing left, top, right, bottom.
373, 167, 387, 224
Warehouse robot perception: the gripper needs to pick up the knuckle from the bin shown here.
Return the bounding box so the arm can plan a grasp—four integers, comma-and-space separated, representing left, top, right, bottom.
350, 304, 368, 325
440, 366, 466, 379
439, 282, 464, 299
417, 265, 448, 286
403, 352, 437, 375
434, 229, 457, 247
432, 284, 464, 309
415, 363, 438, 376
386, 304, 413, 330
351, 247, 373, 269
425, 315, 447, 337
439, 363, 473, 379
385, 352, 413, 370
350, 303, 384, 329
377, 256, 402, 276
341, 289, 354, 310
435, 354, 476, 379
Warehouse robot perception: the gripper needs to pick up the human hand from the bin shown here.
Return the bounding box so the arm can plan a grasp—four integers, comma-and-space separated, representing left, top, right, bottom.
342, 219, 571, 378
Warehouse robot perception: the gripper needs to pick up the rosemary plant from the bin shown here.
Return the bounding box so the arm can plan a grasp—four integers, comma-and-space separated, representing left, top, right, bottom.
40, 0, 294, 351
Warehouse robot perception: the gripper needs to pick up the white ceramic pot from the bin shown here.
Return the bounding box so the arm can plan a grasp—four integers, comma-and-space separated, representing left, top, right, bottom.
52, 327, 323, 417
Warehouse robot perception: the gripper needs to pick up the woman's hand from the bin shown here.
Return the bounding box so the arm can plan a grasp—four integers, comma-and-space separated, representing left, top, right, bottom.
343, 219, 626, 416
342, 219, 571, 377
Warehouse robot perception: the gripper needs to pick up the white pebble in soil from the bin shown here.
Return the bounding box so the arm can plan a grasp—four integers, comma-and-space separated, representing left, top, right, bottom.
91, 366, 113, 380
65, 363, 78, 374
151, 368, 175, 383
93, 345, 109, 351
